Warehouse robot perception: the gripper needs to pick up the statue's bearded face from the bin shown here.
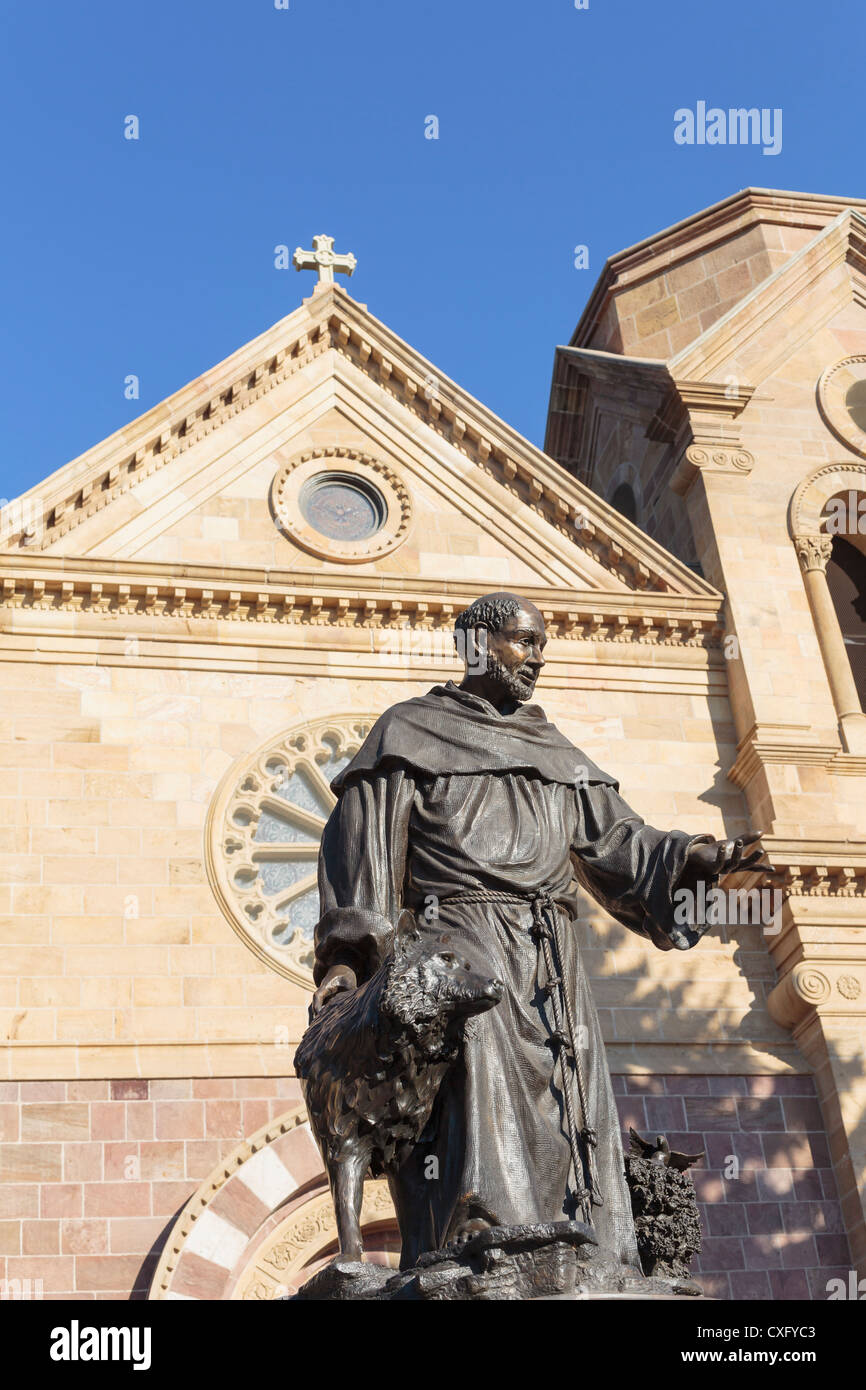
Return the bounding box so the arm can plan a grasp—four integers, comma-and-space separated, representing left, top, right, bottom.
480, 605, 547, 703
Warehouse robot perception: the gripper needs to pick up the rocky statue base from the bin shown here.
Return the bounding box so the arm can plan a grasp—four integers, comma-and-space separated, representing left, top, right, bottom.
291, 1221, 704, 1301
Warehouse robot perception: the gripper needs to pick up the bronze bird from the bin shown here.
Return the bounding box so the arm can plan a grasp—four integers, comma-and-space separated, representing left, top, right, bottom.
628, 1128, 704, 1172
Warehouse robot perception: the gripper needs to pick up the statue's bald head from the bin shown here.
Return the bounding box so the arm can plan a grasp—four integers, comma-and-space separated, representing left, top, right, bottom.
454, 593, 547, 707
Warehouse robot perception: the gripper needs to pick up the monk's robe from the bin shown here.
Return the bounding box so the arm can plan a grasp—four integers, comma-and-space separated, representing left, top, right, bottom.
314, 681, 713, 1269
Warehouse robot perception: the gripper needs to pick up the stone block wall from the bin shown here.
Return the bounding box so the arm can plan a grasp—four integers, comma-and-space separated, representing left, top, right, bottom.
0, 1077, 301, 1299
0, 1072, 849, 1300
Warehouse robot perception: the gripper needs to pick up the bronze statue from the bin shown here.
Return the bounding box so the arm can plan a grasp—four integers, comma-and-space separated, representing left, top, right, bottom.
296, 591, 763, 1277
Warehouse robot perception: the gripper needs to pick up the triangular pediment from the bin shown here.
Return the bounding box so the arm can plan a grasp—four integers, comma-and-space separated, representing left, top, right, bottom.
0, 285, 718, 601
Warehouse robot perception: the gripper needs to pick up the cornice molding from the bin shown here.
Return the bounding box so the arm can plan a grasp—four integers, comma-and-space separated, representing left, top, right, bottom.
830, 754, 866, 777
660, 376, 756, 463
755, 835, 866, 901
673, 379, 755, 421
27, 327, 332, 548
769, 864, 866, 901
0, 557, 726, 648
324, 303, 688, 594
727, 723, 847, 789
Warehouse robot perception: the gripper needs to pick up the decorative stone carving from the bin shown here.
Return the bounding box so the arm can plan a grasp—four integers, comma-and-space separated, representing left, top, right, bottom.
768, 861, 866, 901
271, 448, 412, 563
292, 234, 357, 290
205, 714, 375, 986
236, 1181, 396, 1300
0, 564, 726, 648
793, 534, 834, 573
684, 445, 755, 475
793, 964, 833, 1008
670, 444, 755, 496
789, 460, 866, 538
766, 961, 866, 1030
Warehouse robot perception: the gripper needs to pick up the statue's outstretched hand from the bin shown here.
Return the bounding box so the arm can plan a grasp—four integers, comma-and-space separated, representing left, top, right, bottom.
685, 831, 765, 879
668, 831, 769, 951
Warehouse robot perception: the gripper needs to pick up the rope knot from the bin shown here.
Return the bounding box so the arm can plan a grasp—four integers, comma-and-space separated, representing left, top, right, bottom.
545, 1027, 572, 1054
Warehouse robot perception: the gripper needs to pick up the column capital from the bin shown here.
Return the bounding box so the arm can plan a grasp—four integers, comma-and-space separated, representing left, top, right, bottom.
794, 533, 833, 573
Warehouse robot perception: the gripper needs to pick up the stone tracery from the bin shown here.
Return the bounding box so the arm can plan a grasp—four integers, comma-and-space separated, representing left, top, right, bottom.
205, 714, 375, 986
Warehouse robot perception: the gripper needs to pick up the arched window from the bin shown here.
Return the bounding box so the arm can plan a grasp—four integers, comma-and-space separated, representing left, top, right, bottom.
826, 535, 866, 712
610, 481, 638, 524
790, 465, 866, 754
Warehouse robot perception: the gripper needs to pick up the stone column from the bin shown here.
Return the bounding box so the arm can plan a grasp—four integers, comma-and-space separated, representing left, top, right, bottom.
794, 535, 866, 755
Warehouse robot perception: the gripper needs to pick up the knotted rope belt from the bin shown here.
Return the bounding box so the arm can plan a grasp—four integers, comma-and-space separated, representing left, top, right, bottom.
443, 887, 603, 1227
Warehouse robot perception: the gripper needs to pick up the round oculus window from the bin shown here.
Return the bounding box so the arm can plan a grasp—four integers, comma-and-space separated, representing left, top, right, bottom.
298, 472, 387, 542
845, 379, 866, 436
818, 357, 866, 459
270, 450, 412, 563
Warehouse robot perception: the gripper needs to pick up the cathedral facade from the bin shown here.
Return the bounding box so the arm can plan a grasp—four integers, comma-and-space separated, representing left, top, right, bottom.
1, 189, 864, 1300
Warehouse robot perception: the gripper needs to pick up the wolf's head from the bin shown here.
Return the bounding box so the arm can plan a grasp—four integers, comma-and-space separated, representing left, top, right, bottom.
380, 912, 503, 1037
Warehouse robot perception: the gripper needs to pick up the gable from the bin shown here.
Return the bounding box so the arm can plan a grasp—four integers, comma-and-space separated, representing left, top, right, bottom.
1, 285, 718, 601
667, 209, 866, 387
48, 369, 629, 594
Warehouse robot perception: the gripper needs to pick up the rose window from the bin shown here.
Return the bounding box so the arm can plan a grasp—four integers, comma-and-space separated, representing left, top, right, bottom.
206, 715, 374, 987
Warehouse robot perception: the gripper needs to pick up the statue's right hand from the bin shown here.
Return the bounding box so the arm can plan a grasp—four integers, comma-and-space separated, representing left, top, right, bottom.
310, 966, 358, 1018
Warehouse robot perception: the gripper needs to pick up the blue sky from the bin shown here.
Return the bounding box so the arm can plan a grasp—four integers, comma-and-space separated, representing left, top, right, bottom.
1, 0, 862, 500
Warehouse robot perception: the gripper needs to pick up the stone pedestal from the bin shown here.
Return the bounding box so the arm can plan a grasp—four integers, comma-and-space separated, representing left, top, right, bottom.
291, 1221, 705, 1302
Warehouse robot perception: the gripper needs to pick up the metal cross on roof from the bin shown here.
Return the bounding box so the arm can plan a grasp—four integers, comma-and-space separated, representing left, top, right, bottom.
292, 234, 357, 290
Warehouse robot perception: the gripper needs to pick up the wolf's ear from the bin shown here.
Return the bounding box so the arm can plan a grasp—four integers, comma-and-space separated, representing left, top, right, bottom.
394, 908, 421, 949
